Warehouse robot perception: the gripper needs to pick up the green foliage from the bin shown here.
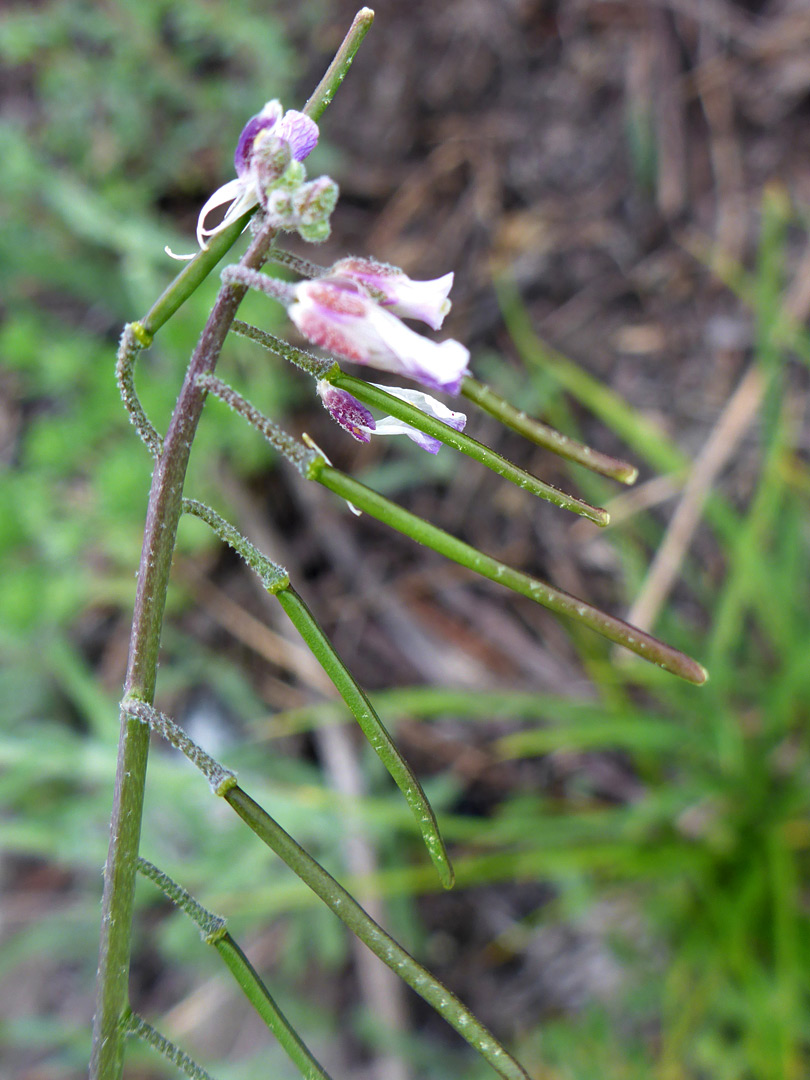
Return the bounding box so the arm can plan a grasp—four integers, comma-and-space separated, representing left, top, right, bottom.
4, 3, 810, 1077
0, 0, 309, 636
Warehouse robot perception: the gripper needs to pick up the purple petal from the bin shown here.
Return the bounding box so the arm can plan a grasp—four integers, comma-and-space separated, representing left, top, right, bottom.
317, 381, 376, 442
276, 110, 319, 161
404, 431, 442, 454
233, 101, 283, 176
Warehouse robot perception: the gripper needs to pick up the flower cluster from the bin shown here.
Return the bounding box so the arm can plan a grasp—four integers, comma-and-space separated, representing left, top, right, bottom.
194, 101, 472, 450
196, 100, 337, 249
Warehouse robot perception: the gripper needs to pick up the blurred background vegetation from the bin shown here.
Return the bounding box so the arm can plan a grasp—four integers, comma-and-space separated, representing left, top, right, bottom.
3, 2, 810, 1079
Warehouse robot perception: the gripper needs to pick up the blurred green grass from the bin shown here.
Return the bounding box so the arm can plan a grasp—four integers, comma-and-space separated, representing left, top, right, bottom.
3, 3, 810, 1080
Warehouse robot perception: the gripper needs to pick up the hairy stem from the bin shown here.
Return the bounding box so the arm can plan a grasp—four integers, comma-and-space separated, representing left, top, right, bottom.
124, 1014, 218, 1080
137, 859, 334, 1080
231, 319, 335, 377
115, 324, 163, 456
90, 222, 277, 1080
93, 17, 375, 1067
198, 374, 317, 474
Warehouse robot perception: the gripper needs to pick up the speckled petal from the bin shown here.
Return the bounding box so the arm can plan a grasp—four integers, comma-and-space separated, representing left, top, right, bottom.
275, 109, 320, 162
234, 100, 283, 176
317, 380, 376, 442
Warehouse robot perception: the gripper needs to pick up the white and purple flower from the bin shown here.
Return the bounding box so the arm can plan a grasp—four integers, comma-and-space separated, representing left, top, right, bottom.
290, 279, 469, 394
195, 100, 319, 250
327, 257, 454, 330
317, 381, 466, 454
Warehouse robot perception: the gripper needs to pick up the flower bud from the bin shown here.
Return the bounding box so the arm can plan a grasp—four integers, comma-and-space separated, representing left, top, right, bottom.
295, 177, 339, 226
252, 133, 292, 189
189, 99, 322, 254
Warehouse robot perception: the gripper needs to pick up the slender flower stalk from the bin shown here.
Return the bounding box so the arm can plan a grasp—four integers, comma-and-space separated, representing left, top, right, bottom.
181, 498, 454, 887
225, 785, 531, 1080
116, 324, 163, 457
124, 1014, 218, 1080
124, 698, 237, 795
461, 374, 639, 485
182, 498, 290, 591
231, 317, 336, 377
307, 460, 708, 685
196, 373, 318, 475
267, 247, 326, 279
137, 859, 335, 1080
137, 858, 226, 942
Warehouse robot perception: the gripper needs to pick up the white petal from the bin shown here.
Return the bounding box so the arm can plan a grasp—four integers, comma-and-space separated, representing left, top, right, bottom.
390, 272, 454, 330
372, 417, 419, 437
372, 417, 442, 454
371, 383, 466, 428
196, 179, 256, 248
365, 306, 470, 392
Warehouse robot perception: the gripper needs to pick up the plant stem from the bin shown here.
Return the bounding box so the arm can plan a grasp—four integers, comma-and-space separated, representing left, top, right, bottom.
90, 222, 277, 1080
461, 374, 639, 484
137, 859, 334, 1080
303, 8, 375, 121
329, 372, 610, 524
311, 462, 708, 685
225, 785, 530, 1080
92, 16, 376, 1069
